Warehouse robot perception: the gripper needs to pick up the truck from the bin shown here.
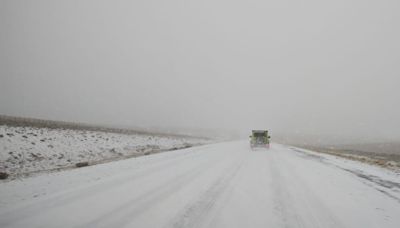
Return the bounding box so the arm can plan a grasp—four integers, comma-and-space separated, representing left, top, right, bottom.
250, 130, 271, 149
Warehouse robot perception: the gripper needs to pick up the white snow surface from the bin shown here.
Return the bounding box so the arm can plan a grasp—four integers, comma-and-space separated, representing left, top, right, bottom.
0, 125, 208, 176
1, 141, 400, 228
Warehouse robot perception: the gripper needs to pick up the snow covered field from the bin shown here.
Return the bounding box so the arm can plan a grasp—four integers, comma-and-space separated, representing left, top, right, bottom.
1, 141, 399, 228
0, 125, 209, 177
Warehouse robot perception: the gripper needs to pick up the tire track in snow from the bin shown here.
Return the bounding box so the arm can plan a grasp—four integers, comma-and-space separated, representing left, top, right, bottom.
167, 159, 244, 228
269, 151, 307, 228
73, 148, 235, 228
270, 150, 344, 228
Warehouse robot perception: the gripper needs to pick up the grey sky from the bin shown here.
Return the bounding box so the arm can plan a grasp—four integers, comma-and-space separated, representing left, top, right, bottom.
1, 0, 399, 141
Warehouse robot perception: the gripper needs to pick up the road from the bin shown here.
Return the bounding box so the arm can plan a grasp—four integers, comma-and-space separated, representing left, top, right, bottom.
1, 141, 400, 228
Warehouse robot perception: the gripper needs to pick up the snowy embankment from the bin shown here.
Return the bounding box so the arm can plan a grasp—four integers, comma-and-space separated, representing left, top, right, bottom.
0, 125, 209, 178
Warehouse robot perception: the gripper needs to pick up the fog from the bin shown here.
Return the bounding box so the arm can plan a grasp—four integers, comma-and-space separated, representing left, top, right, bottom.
1, 0, 400, 142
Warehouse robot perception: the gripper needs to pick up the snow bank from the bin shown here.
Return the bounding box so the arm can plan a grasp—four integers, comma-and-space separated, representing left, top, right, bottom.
0, 125, 209, 177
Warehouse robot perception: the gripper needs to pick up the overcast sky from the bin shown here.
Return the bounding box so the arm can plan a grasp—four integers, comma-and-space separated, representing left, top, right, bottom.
1, 0, 399, 141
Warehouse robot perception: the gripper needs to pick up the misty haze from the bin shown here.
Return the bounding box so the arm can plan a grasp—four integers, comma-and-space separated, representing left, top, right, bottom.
1, 1, 400, 228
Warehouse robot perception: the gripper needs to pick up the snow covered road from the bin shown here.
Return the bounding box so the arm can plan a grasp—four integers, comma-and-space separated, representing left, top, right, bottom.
1, 141, 400, 228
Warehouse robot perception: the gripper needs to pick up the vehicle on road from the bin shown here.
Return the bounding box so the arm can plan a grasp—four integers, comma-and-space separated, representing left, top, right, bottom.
250, 130, 270, 149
